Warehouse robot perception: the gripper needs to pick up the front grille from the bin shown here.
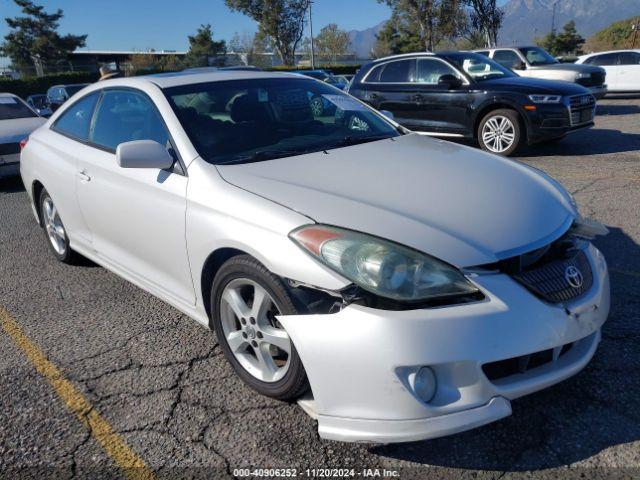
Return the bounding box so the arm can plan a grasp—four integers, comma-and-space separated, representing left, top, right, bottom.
576, 71, 605, 87
568, 94, 595, 126
0, 142, 20, 156
482, 342, 574, 381
513, 249, 593, 303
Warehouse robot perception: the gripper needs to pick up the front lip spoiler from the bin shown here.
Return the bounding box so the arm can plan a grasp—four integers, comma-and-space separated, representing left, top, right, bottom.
305, 396, 512, 444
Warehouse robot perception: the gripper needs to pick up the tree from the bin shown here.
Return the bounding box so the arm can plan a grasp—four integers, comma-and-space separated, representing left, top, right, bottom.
535, 21, 585, 56
378, 0, 465, 52
185, 24, 227, 67
373, 14, 424, 56
0, 0, 86, 74
465, 0, 503, 47
584, 16, 640, 52
554, 21, 585, 55
314, 24, 352, 62
224, 0, 310, 66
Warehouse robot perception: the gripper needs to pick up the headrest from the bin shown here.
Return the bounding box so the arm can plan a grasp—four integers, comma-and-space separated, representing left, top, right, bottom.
230, 94, 271, 123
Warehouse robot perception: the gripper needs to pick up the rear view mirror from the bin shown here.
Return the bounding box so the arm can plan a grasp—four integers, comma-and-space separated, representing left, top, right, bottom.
438, 74, 463, 89
116, 140, 174, 169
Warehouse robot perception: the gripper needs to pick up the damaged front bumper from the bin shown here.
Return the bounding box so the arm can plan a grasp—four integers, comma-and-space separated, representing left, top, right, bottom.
278, 243, 610, 443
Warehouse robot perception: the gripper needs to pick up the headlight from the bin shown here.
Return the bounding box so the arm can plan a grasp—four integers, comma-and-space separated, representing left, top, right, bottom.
528, 94, 562, 103
289, 225, 479, 302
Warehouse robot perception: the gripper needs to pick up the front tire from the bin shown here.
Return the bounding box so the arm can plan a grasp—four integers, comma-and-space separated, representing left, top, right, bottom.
39, 188, 81, 264
211, 255, 309, 401
478, 109, 522, 156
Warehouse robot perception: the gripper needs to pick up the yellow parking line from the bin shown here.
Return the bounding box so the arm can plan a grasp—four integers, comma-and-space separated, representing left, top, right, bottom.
0, 306, 155, 480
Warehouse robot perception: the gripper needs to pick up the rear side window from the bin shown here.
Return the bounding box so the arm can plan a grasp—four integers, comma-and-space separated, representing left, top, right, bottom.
378, 60, 414, 83
619, 52, 640, 65
90, 90, 169, 151
587, 53, 619, 66
493, 50, 522, 69
476, 51, 490, 57
52, 92, 100, 140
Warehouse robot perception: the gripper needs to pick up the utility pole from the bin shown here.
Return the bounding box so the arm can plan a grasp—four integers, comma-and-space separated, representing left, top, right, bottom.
550, 1, 558, 36
309, 1, 315, 69
632, 18, 640, 49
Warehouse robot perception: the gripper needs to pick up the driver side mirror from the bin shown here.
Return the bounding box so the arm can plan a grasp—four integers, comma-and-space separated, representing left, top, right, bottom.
438, 74, 463, 89
116, 140, 174, 170
513, 61, 526, 71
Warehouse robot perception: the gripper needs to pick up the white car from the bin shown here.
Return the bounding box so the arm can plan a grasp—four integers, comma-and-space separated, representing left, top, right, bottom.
576, 50, 640, 93
0, 93, 46, 178
20, 71, 610, 443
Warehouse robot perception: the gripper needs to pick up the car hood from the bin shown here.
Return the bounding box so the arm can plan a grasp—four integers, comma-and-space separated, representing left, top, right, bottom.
480, 76, 589, 95
0, 117, 46, 143
216, 134, 576, 267
528, 63, 604, 74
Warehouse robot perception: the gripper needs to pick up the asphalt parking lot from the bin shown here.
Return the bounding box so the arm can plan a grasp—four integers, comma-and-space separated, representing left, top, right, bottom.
1, 97, 639, 480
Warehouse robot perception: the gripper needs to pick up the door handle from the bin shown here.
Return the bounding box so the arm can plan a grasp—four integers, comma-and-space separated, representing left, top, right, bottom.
77, 170, 91, 182
412, 94, 425, 102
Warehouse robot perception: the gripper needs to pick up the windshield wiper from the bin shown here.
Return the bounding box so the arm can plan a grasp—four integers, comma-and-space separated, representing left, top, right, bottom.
218, 149, 309, 165
328, 134, 395, 150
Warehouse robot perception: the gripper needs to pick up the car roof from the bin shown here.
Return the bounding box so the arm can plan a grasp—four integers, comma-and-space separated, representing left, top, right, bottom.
579, 49, 640, 59
140, 70, 305, 89
371, 52, 435, 63
0, 92, 18, 97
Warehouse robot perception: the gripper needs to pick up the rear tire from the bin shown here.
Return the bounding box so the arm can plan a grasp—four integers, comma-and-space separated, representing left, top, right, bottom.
38, 188, 82, 264
477, 109, 522, 156
211, 255, 309, 401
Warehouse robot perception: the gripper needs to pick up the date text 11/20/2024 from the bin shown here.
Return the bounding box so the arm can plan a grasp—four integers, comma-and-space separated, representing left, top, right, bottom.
233, 468, 401, 478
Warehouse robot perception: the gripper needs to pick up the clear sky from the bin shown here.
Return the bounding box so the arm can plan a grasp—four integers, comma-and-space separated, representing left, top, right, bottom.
0, 0, 393, 52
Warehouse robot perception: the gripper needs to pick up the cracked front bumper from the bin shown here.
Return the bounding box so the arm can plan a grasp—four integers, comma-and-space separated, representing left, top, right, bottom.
279, 243, 610, 443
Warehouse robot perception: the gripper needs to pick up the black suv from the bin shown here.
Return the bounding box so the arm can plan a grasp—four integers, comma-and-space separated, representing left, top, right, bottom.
348, 52, 595, 155
46, 83, 90, 112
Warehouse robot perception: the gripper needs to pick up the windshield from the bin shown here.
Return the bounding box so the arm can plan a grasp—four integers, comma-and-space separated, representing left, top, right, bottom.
29, 95, 48, 108
518, 47, 558, 66
165, 78, 398, 165
0, 96, 37, 120
442, 52, 516, 82
301, 71, 341, 84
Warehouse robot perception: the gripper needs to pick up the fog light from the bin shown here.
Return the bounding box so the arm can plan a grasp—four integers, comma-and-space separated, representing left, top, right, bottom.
414, 367, 437, 403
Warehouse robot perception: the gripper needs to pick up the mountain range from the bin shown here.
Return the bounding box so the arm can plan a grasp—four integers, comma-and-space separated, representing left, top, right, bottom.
346, 0, 638, 56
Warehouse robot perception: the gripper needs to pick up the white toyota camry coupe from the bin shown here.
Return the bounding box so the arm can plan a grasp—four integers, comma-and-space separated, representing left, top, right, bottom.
20, 70, 610, 443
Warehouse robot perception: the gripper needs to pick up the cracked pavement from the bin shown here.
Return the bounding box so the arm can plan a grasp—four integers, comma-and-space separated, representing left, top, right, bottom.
1, 97, 639, 479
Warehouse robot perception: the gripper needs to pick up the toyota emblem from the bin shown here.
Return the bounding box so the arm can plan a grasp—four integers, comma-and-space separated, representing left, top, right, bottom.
565, 266, 584, 289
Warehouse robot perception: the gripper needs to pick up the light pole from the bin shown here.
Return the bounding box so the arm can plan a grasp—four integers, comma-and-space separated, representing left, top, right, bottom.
309, 0, 315, 69
632, 19, 639, 49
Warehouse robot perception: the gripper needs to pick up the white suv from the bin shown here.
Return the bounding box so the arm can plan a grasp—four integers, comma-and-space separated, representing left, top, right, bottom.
576, 50, 640, 93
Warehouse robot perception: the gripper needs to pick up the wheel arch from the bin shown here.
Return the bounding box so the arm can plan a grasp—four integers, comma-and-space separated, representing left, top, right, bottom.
32, 180, 45, 227
200, 247, 247, 328
473, 101, 528, 141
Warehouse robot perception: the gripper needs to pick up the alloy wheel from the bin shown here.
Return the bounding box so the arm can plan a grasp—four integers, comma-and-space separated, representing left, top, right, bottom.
310, 97, 324, 117
481, 115, 516, 153
42, 196, 67, 256
219, 278, 291, 383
